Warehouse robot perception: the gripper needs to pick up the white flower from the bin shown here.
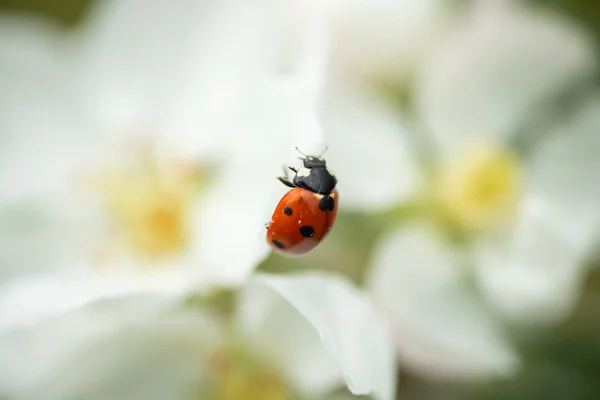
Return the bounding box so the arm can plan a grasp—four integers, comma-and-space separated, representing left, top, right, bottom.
0, 0, 318, 328
320, 0, 600, 380
0, 272, 396, 400
327, 0, 455, 84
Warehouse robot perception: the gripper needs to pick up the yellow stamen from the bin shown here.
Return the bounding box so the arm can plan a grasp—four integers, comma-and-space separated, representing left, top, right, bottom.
436, 143, 521, 233
94, 144, 204, 262
199, 346, 292, 400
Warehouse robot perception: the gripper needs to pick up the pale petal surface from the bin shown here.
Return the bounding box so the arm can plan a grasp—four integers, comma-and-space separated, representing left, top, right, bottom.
0, 0, 290, 292
237, 272, 397, 400
329, 0, 452, 83
0, 15, 100, 279
416, 1, 596, 159
368, 226, 518, 380
475, 196, 589, 326
0, 271, 192, 331
526, 94, 600, 234
475, 95, 600, 324
0, 13, 68, 126
74, 0, 282, 156
192, 162, 274, 289
236, 274, 340, 396
320, 84, 420, 211
0, 295, 221, 400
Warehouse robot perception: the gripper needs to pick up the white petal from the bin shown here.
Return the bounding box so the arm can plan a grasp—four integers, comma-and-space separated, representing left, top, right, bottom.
475, 193, 595, 326
278, 0, 332, 108
74, 0, 202, 129
0, 125, 96, 279
0, 13, 77, 148
320, 83, 420, 211
0, 271, 192, 331
417, 1, 596, 159
0, 15, 107, 279
156, 0, 287, 159
0, 295, 221, 400
236, 275, 340, 395
226, 78, 328, 171
192, 163, 273, 289
75, 0, 282, 145
237, 272, 397, 400
0, 133, 112, 279
367, 225, 518, 380
329, 0, 452, 83
526, 94, 600, 254
528, 94, 600, 199
0, 13, 65, 98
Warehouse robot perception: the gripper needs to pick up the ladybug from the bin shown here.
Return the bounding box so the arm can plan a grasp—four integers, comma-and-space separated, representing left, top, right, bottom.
266, 147, 339, 255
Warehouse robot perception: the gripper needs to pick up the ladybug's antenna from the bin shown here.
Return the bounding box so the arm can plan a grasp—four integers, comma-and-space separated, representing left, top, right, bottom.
295, 146, 308, 159
318, 146, 329, 158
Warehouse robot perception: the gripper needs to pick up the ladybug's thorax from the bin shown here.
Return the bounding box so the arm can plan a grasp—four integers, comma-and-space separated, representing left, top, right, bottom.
293, 157, 337, 195
302, 156, 326, 169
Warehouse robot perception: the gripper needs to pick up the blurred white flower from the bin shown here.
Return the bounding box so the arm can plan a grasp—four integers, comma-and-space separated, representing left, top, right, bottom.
327, 0, 456, 85
321, 0, 600, 380
0, 0, 328, 328
276, 0, 456, 211
0, 272, 396, 400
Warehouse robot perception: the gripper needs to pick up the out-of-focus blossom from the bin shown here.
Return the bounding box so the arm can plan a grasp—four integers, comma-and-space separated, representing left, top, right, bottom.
0, 272, 396, 400
278, 0, 457, 212
319, 0, 600, 380
0, 0, 326, 329
327, 0, 456, 85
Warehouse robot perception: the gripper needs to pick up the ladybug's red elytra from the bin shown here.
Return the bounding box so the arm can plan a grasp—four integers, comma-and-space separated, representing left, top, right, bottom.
266, 147, 338, 256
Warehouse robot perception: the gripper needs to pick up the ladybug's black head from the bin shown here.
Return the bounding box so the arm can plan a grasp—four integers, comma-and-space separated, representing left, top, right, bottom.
302, 156, 326, 169
293, 155, 337, 195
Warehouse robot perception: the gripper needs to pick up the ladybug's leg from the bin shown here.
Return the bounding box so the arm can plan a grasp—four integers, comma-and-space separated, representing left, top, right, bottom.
278, 165, 298, 188
281, 165, 297, 177
277, 176, 296, 189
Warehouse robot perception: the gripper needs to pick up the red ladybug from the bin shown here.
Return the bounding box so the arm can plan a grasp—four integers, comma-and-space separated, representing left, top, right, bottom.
266, 147, 338, 255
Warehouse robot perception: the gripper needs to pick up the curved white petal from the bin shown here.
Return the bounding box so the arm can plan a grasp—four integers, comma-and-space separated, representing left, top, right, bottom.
329, 0, 453, 83
0, 14, 107, 279
0, 131, 113, 279
320, 84, 420, 211
75, 0, 282, 154
225, 78, 327, 172
475, 192, 596, 326
237, 272, 396, 400
0, 13, 65, 101
0, 270, 194, 332
367, 225, 518, 380
526, 94, 600, 254
0, 12, 78, 150
528, 94, 600, 200
156, 0, 287, 159
416, 1, 596, 160
193, 82, 314, 283
0, 295, 221, 400
192, 162, 273, 289
236, 275, 340, 396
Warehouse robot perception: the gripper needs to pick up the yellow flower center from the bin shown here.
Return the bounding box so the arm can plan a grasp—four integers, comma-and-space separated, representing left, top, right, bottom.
94, 145, 204, 262
435, 143, 521, 233
199, 346, 293, 400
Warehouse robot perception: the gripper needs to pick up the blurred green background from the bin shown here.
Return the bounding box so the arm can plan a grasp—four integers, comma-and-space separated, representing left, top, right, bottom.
2, 0, 600, 399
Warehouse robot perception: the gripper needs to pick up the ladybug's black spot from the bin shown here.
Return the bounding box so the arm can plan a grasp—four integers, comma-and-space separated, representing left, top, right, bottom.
299, 226, 315, 238
272, 240, 285, 249
318, 195, 335, 212
283, 206, 293, 216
